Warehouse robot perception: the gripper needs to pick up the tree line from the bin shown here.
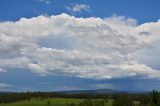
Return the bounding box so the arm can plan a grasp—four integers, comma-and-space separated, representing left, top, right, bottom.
0, 90, 160, 106
66, 90, 160, 106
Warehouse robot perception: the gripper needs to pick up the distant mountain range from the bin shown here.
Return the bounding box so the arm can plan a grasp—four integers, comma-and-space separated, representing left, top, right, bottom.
58, 89, 133, 94
0, 89, 150, 94
58, 89, 152, 95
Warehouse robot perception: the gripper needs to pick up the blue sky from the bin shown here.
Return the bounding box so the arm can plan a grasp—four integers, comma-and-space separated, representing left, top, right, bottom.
0, 0, 160, 92
1, 0, 160, 23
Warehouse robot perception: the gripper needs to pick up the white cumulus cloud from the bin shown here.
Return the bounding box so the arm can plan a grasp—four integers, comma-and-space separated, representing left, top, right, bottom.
0, 13, 160, 79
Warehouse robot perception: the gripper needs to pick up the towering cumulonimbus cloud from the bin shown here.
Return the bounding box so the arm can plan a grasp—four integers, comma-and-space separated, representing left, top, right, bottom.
0, 13, 160, 79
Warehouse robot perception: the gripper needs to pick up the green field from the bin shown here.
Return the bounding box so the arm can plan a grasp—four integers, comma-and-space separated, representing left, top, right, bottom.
0, 98, 114, 106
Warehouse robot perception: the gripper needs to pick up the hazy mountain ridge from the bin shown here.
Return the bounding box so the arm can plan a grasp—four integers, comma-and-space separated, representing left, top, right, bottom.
57, 89, 142, 94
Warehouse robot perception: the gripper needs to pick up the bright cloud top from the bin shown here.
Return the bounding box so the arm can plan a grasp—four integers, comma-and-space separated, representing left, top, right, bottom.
0, 13, 160, 79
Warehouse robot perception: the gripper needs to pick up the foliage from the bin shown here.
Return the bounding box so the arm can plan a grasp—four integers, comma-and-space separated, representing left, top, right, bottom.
150, 90, 160, 106
0, 90, 159, 106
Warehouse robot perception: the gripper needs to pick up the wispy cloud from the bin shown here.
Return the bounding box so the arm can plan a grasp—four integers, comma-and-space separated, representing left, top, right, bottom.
92, 84, 115, 89
0, 68, 6, 72
63, 86, 81, 91
66, 4, 90, 13
0, 83, 12, 88
38, 0, 51, 4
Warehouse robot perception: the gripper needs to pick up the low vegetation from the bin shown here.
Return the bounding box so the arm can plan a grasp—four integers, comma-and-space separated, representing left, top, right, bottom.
0, 90, 159, 106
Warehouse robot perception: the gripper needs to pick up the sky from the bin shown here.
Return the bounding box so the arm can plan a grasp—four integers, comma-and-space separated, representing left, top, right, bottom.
0, 0, 160, 92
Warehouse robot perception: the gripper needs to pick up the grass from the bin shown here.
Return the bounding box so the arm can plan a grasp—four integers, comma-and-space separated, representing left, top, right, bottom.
0, 98, 84, 106
105, 99, 114, 106
0, 98, 140, 106
133, 101, 141, 106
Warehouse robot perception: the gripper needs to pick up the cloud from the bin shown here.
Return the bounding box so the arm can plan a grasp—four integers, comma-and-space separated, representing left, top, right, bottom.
0, 83, 12, 88
66, 4, 90, 13
92, 84, 115, 89
104, 14, 138, 26
0, 13, 160, 79
62, 86, 81, 91
0, 68, 6, 72
38, 0, 51, 4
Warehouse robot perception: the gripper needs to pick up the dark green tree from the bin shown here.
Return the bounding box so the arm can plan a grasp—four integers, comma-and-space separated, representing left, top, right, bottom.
47, 100, 51, 105
150, 90, 159, 106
